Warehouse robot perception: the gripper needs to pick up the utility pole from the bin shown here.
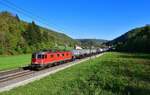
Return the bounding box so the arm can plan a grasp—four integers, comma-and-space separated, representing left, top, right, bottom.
89, 40, 93, 64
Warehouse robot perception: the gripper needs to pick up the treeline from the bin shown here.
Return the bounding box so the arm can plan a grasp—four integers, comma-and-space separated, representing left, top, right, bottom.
0, 11, 78, 55
77, 39, 108, 48
108, 25, 150, 53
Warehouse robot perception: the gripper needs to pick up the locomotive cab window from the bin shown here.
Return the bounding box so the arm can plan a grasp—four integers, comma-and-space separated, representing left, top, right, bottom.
38, 54, 42, 58
32, 54, 36, 58
37, 54, 44, 59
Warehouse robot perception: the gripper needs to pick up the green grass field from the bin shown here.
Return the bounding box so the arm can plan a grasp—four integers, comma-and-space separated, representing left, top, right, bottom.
1, 52, 150, 95
0, 54, 31, 71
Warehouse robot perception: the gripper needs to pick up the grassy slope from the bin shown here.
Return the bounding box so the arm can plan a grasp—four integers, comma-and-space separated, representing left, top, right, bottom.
0, 54, 31, 71
1, 52, 150, 95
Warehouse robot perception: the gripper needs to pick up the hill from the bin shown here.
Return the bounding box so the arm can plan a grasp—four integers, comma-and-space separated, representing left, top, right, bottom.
0, 11, 78, 55
77, 39, 108, 48
108, 25, 150, 53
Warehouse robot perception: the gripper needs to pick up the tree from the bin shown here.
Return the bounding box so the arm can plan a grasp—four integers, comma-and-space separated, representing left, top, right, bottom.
0, 11, 78, 55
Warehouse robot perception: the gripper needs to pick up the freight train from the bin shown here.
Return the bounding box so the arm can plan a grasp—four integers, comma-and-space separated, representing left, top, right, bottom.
30, 48, 106, 69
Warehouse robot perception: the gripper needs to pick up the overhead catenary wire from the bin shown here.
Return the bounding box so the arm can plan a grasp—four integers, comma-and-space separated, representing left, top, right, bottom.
0, 1, 36, 21
3, 0, 50, 25
0, 0, 57, 30
0, 0, 75, 48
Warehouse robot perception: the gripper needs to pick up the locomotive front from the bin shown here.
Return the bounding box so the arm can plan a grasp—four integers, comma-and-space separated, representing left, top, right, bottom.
31, 52, 46, 68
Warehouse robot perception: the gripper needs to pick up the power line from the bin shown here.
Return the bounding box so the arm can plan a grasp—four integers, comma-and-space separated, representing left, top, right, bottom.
0, 0, 54, 29
3, 0, 50, 25
0, 1, 35, 20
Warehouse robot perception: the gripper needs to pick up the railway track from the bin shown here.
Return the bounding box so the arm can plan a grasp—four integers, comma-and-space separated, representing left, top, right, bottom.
0, 68, 24, 76
0, 69, 34, 83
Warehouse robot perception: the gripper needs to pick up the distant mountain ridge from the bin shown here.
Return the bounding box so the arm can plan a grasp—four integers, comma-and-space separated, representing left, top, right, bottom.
0, 11, 78, 55
108, 25, 150, 52
77, 39, 108, 48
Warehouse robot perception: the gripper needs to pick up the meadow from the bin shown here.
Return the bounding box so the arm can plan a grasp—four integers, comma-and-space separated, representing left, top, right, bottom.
0, 54, 31, 71
1, 52, 150, 95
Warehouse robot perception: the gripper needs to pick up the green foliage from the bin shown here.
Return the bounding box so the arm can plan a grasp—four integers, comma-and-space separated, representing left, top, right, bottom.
77, 39, 108, 48
0, 11, 77, 55
1, 52, 150, 95
108, 25, 150, 53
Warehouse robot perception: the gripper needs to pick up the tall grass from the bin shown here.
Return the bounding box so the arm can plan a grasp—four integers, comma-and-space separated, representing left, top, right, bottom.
1, 52, 150, 95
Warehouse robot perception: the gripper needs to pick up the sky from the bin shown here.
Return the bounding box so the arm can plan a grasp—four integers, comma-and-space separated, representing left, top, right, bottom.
0, 0, 150, 40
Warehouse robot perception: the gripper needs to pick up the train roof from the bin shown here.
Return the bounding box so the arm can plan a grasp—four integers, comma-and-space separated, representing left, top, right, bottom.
32, 50, 71, 55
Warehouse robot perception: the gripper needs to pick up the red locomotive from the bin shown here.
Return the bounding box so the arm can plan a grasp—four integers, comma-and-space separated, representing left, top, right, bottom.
30, 48, 106, 69
31, 51, 73, 69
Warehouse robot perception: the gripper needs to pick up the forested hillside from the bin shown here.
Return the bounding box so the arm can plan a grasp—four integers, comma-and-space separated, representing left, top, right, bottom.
0, 11, 78, 55
77, 39, 108, 48
108, 25, 150, 53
